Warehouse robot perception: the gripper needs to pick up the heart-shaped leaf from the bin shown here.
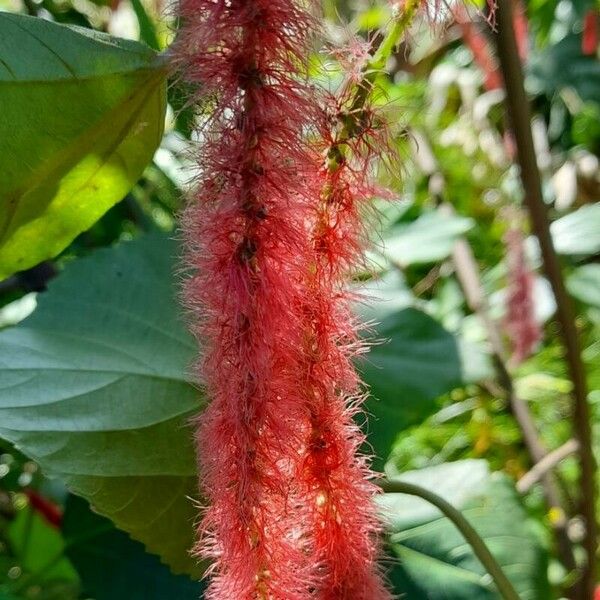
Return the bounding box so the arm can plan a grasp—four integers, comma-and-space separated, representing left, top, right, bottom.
0, 234, 202, 575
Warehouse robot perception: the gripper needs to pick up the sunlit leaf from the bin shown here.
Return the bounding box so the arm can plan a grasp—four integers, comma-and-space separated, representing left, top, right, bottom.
382, 211, 474, 267
0, 13, 167, 279
551, 203, 600, 257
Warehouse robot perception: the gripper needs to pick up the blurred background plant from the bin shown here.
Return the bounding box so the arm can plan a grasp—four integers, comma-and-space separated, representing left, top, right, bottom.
0, 0, 598, 598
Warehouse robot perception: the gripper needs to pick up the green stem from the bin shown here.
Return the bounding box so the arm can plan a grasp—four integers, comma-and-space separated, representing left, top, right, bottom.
379, 480, 521, 600
19, 506, 34, 566
326, 0, 420, 173
369, 2, 419, 72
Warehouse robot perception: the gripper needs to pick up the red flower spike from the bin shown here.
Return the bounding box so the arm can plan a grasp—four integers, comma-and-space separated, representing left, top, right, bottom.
457, 14, 503, 91
25, 489, 62, 529
504, 225, 542, 366
173, 1, 321, 598
174, 3, 392, 598
455, 0, 527, 91
512, 0, 529, 61
582, 9, 599, 56
295, 70, 394, 599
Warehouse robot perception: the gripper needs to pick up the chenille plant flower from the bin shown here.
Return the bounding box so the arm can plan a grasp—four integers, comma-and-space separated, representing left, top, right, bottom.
173, 0, 322, 597
295, 40, 397, 599
173, 1, 409, 598
504, 220, 541, 366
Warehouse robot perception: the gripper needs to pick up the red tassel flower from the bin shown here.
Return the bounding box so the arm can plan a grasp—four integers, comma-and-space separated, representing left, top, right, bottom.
174, 1, 321, 597
296, 104, 392, 600
174, 3, 392, 598
504, 224, 542, 366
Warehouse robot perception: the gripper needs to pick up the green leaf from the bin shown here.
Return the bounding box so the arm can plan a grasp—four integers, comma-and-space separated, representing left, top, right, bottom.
0, 234, 202, 576
361, 308, 462, 469
357, 6, 391, 30
130, 0, 161, 51
458, 338, 494, 383
354, 270, 414, 324
379, 460, 549, 600
528, 33, 600, 103
8, 505, 79, 584
567, 264, 600, 308
62, 495, 204, 599
551, 203, 600, 258
0, 13, 167, 280
382, 211, 474, 267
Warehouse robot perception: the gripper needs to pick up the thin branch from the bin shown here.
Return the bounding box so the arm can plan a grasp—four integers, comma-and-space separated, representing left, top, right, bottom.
325, 0, 421, 174
448, 221, 550, 461
349, 0, 420, 113
494, 2, 598, 596
517, 439, 580, 494
378, 479, 521, 600
413, 264, 441, 296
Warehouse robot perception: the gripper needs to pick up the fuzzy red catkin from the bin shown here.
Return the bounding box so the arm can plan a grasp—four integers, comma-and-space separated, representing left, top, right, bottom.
173, 0, 320, 598
582, 9, 599, 56
174, 0, 393, 597
296, 79, 393, 598
504, 225, 541, 366
299, 190, 392, 599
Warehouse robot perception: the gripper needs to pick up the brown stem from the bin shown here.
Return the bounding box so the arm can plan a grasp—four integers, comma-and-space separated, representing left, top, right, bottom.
493, 2, 598, 597
517, 439, 580, 494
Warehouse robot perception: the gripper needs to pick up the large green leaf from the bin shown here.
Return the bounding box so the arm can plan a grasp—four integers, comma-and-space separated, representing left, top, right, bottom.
567, 264, 600, 308
0, 234, 202, 575
62, 495, 204, 599
356, 272, 463, 467
362, 308, 462, 469
0, 13, 167, 279
382, 211, 474, 267
550, 203, 600, 258
379, 460, 549, 600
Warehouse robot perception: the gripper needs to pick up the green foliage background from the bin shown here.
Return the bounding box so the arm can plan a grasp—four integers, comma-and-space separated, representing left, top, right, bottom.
0, 0, 598, 598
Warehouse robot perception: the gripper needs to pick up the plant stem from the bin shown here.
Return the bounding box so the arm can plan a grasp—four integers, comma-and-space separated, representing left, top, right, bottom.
450, 220, 578, 575
351, 0, 419, 108
517, 439, 580, 494
326, 0, 420, 174
379, 479, 521, 600
453, 230, 577, 571
493, 1, 598, 596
